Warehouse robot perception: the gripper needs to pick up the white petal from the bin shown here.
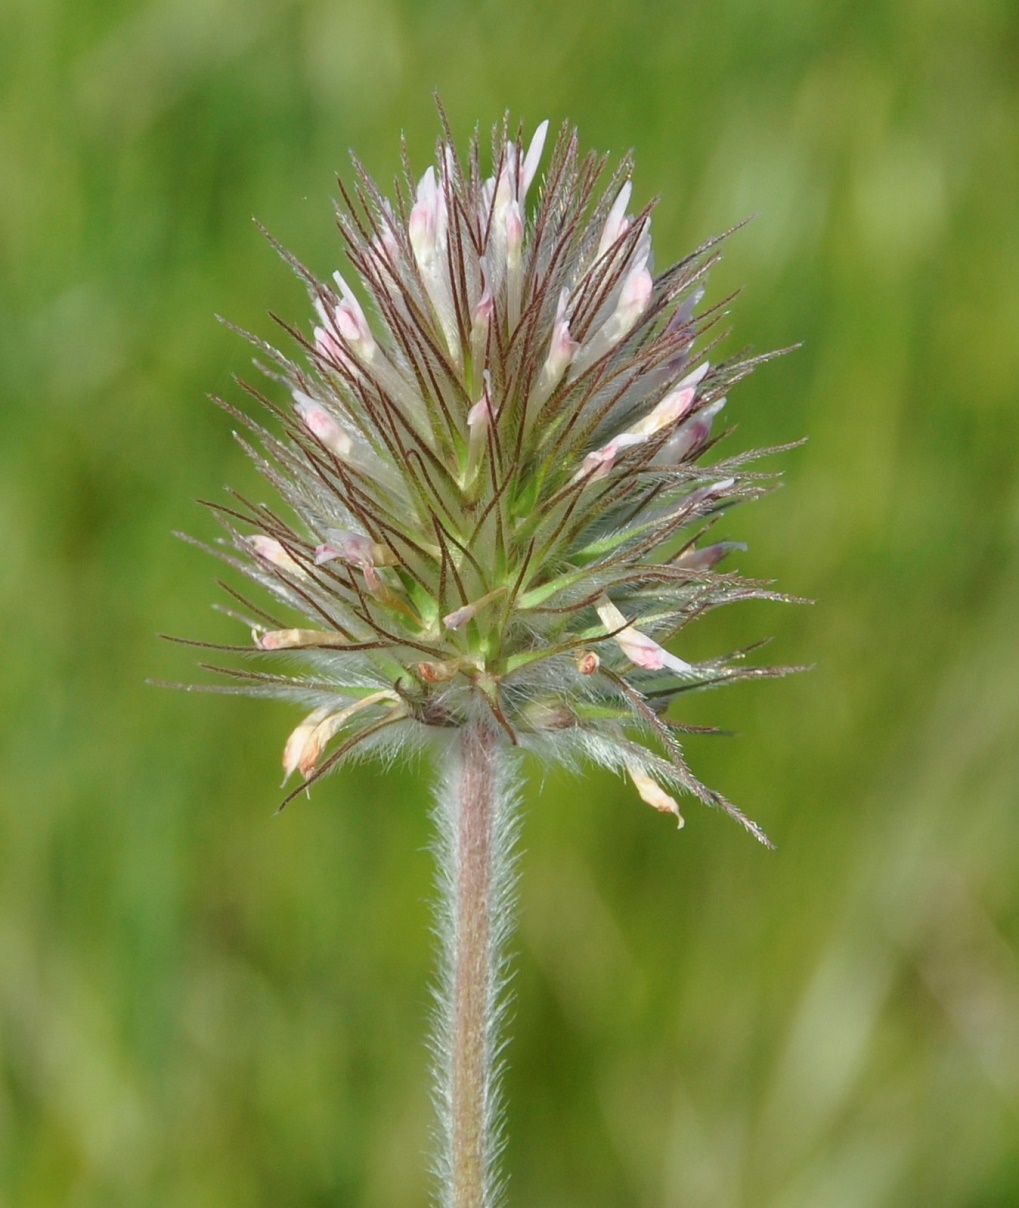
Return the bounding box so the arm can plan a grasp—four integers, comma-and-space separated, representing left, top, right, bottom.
629, 386, 697, 440
282, 705, 334, 783
520, 120, 549, 199
676, 360, 711, 391
596, 598, 693, 674
661, 397, 726, 462
313, 543, 340, 566
409, 167, 440, 267
506, 200, 523, 265
298, 691, 400, 777
598, 181, 632, 258
626, 763, 685, 826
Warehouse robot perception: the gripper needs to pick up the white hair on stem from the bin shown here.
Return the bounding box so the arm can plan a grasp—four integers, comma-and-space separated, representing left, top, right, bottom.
430, 724, 521, 1208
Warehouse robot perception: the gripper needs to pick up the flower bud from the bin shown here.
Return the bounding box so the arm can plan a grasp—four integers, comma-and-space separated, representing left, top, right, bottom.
246, 535, 304, 577
331, 272, 376, 360
442, 586, 504, 631
674, 541, 747, 571
293, 393, 353, 458
575, 651, 600, 675
314, 532, 397, 568
258, 628, 339, 650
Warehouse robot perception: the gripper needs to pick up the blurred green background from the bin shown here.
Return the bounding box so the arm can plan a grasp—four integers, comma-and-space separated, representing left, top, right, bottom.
2, 0, 1018, 1204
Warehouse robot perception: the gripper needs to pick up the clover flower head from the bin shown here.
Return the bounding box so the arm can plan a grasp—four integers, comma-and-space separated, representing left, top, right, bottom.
186, 113, 798, 843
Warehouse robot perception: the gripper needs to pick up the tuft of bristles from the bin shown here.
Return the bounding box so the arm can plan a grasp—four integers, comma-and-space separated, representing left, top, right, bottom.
175, 112, 802, 842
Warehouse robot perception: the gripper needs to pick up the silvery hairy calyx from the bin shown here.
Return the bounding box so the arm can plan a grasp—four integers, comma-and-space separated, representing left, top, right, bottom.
173, 114, 800, 1207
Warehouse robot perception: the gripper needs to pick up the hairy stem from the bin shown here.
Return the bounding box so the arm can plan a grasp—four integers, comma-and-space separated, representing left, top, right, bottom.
432, 723, 518, 1208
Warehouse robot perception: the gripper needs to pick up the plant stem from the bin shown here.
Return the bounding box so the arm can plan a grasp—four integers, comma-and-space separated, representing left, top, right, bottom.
433, 723, 516, 1208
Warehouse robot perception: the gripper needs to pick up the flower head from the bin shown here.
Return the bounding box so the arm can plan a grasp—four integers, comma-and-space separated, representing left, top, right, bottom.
184, 114, 799, 843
